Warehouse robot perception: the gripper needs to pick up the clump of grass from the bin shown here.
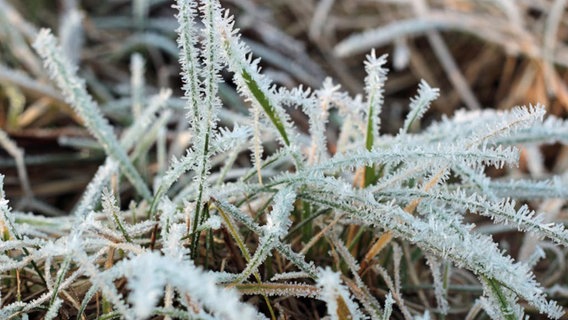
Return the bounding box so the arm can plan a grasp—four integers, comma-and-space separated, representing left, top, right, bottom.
0, 0, 567, 319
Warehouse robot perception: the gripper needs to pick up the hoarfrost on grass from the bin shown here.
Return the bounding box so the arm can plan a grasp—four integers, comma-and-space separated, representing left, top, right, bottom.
1, 0, 566, 319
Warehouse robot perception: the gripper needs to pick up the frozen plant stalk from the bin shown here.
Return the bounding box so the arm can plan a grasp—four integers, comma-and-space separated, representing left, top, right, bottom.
33, 29, 151, 200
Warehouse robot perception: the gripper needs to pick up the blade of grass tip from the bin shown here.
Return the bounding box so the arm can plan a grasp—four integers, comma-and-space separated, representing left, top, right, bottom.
211, 2, 292, 149
363, 50, 388, 188
352, 51, 387, 253
33, 29, 151, 200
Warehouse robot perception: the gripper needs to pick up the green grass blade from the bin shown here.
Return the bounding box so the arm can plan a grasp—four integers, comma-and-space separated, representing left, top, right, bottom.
242, 70, 290, 146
